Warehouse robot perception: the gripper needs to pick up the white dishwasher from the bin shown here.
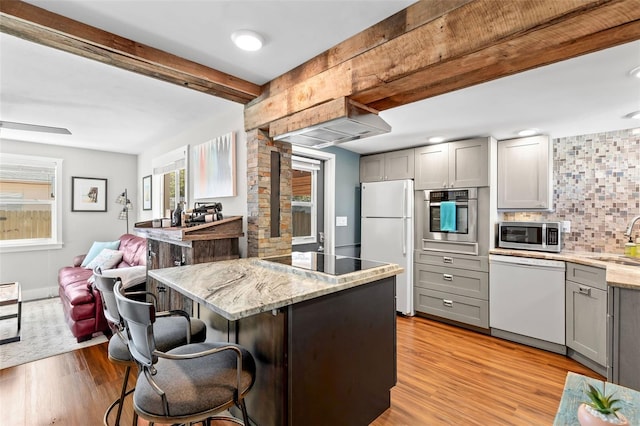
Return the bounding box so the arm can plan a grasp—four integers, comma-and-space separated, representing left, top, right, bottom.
489, 255, 566, 352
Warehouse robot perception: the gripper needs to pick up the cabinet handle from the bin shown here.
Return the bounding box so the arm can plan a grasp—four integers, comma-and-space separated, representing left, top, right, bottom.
443, 256, 454, 264
158, 286, 166, 293
579, 286, 591, 296
148, 250, 156, 258
443, 299, 453, 308
443, 274, 453, 281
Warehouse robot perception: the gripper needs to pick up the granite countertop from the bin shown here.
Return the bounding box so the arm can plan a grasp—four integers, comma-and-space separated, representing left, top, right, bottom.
149, 256, 403, 321
490, 248, 640, 290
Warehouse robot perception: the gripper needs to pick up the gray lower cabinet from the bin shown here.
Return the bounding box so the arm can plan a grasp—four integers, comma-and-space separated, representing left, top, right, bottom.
414, 288, 489, 328
565, 262, 607, 374
610, 286, 640, 391
415, 264, 488, 300
414, 251, 489, 329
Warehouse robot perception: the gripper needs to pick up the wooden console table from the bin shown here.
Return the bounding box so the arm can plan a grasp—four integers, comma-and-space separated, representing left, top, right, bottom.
134, 216, 243, 312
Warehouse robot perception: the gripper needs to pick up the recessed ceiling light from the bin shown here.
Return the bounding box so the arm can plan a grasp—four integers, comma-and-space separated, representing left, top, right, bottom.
629, 66, 640, 78
517, 128, 539, 137
428, 136, 445, 143
625, 111, 640, 120
231, 30, 263, 52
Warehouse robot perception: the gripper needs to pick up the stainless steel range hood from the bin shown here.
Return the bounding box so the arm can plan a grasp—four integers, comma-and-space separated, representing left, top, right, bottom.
270, 98, 391, 148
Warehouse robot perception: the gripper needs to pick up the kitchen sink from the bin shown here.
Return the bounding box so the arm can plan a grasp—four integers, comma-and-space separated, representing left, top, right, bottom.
589, 256, 640, 267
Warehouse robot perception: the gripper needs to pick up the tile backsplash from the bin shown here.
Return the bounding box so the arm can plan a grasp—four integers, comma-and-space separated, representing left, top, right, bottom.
502, 128, 640, 253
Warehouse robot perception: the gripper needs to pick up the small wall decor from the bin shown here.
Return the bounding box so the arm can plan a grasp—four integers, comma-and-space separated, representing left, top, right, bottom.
192, 132, 236, 199
72, 176, 107, 212
142, 175, 152, 210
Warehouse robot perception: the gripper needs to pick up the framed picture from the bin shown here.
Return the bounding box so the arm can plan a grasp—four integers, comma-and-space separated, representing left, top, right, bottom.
192, 132, 237, 199
142, 175, 152, 210
71, 177, 107, 212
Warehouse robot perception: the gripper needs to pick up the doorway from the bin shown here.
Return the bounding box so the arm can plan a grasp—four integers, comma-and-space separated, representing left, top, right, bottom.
292, 155, 324, 252
291, 146, 335, 255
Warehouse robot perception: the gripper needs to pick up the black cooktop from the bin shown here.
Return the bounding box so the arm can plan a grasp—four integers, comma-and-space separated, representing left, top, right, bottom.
264, 252, 387, 276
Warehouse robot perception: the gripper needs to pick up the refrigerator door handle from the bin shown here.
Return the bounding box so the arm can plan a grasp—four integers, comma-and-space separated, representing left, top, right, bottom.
403, 181, 407, 217
402, 218, 406, 255
402, 181, 409, 255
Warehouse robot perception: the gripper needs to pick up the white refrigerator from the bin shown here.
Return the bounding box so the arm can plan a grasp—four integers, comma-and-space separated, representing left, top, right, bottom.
361, 179, 414, 316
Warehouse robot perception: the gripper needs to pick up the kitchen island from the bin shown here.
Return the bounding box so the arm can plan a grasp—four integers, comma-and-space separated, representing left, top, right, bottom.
149, 253, 403, 426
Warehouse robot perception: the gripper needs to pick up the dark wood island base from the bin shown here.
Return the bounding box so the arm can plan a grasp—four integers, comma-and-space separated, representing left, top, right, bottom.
232, 276, 396, 426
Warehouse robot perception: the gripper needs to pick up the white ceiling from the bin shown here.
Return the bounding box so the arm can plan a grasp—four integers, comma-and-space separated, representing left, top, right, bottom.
1, 1, 639, 156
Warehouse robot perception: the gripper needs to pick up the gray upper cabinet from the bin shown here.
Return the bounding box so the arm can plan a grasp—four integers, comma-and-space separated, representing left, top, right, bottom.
415, 138, 489, 190
360, 153, 385, 182
414, 143, 448, 189
497, 135, 552, 209
359, 148, 414, 182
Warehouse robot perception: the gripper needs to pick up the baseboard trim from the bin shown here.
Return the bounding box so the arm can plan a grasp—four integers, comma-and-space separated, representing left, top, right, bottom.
21, 286, 58, 302
491, 328, 567, 355
566, 348, 607, 377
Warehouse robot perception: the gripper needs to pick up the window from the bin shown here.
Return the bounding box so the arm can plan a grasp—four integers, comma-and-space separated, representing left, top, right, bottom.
152, 145, 188, 216
292, 156, 319, 244
0, 153, 63, 251
162, 168, 185, 215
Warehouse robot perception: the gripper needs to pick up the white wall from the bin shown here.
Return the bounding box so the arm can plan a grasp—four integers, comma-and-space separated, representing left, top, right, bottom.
1, 103, 248, 299
0, 139, 138, 300
136, 102, 249, 256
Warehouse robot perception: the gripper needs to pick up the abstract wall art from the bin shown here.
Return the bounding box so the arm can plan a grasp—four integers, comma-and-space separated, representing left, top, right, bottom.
192, 132, 236, 199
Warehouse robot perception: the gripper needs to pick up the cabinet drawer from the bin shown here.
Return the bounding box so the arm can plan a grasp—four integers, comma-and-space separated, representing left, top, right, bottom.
415, 288, 489, 328
414, 251, 488, 272
414, 263, 488, 299
566, 262, 606, 290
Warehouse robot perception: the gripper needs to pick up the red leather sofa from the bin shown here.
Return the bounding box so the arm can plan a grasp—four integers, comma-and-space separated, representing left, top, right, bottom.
58, 233, 147, 342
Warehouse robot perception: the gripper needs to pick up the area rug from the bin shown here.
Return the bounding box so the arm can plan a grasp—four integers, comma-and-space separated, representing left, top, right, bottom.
0, 297, 107, 369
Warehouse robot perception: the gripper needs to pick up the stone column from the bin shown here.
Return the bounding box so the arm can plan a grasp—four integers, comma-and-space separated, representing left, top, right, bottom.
246, 129, 292, 258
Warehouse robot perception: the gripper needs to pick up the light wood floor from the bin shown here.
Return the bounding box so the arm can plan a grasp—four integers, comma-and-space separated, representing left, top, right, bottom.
0, 315, 602, 425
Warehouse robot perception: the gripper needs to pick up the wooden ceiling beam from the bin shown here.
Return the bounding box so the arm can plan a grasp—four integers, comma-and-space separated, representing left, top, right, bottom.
262, 0, 473, 97
0, 0, 261, 104
244, 0, 640, 131
360, 0, 640, 110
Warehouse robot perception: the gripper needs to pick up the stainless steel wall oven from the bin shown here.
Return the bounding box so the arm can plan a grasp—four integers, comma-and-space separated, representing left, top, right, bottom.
423, 188, 478, 244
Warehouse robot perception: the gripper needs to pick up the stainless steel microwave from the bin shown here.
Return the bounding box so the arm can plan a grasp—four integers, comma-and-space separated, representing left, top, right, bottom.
498, 221, 562, 252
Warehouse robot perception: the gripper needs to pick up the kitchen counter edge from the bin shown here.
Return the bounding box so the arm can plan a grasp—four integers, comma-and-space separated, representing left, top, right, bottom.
148, 257, 404, 321
490, 248, 640, 290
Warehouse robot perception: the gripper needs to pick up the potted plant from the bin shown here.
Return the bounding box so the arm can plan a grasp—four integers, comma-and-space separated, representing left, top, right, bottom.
577, 384, 629, 426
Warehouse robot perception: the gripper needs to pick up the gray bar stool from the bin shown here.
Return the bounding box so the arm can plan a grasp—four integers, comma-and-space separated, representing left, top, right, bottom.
113, 281, 256, 426
93, 270, 207, 426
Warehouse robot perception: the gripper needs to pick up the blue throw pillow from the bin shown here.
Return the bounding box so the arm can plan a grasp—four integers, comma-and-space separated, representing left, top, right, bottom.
81, 240, 121, 267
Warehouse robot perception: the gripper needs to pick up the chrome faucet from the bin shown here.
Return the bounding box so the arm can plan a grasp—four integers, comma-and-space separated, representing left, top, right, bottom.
624, 215, 640, 238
